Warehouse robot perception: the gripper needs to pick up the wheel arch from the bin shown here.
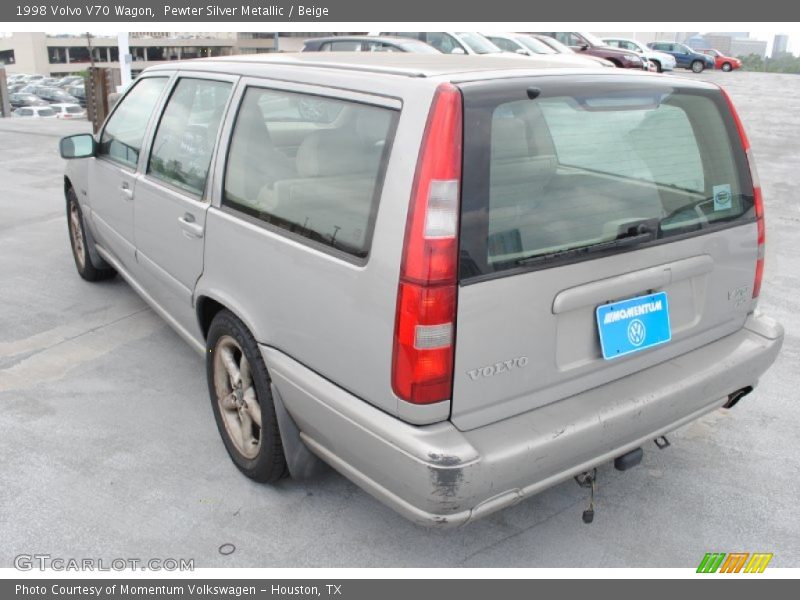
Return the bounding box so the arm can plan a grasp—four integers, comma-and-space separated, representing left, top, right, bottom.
195, 290, 263, 347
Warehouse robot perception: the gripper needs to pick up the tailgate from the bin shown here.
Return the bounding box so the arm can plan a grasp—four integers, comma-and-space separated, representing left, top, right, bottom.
452, 74, 759, 430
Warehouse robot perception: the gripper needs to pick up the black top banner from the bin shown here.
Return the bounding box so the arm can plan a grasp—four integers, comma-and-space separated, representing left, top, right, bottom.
2, 0, 799, 21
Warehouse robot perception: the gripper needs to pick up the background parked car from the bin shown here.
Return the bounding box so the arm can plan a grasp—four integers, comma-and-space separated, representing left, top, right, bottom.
602, 37, 677, 72
56, 75, 85, 88
64, 84, 86, 107
374, 32, 506, 55
20, 85, 79, 105
535, 32, 646, 69
485, 32, 615, 67
523, 35, 616, 68
12, 106, 57, 118
49, 103, 87, 120
302, 35, 440, 53
8, 92, 50, 109
647, 41, 715, 72
699, 48, 742, 71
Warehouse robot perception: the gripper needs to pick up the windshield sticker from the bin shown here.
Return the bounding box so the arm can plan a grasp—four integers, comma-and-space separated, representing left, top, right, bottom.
713, 184, 733, 211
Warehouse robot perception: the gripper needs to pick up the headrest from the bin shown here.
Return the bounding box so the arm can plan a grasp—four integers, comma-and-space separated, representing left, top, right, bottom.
296, 130, 367, 178
236, 99, 270, 143
491, 118, 530, 160
356, 109, 392, 147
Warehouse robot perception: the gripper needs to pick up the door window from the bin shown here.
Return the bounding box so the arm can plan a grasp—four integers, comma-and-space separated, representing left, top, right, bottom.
147, 78, 232, 195
98, 77, 168, 168
223, 87, 398, 258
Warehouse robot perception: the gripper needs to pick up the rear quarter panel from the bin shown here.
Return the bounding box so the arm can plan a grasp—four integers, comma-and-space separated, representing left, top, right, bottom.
196, 72, 444, 422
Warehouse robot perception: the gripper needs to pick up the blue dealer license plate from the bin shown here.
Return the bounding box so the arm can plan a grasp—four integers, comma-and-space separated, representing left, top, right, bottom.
596, 291, 671, 360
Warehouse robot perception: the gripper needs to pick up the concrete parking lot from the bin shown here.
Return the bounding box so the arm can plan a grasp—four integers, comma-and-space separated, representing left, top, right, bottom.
0, 70, 798, 569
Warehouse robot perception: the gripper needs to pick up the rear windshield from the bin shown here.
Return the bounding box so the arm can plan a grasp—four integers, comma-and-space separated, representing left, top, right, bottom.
65, 106, 83, 113
459, 77, 754, 279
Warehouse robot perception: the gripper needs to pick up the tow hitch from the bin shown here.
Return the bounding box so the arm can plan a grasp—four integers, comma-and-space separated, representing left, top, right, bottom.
723, 386, 754, 409
574, 469, 597, 524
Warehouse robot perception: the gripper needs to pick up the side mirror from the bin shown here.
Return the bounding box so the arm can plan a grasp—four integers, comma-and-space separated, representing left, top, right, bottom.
60, 134, 96, 159
450, 47, 466, 55
515, 48, 530, 55
580, 44, 589, 51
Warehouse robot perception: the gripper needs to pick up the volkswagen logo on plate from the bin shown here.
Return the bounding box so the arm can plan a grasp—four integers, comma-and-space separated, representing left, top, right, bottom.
627, 319, 646, 347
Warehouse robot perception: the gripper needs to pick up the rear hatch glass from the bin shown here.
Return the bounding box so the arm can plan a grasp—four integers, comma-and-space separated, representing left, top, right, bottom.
459, 76, 753, 278
452, 75, 757, 430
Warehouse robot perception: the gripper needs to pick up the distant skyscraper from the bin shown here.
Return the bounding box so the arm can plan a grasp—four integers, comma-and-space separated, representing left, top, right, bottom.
773, 34, 789, 56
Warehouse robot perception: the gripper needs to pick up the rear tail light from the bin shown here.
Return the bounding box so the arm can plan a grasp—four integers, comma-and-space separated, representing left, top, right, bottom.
720, 86, 764, 300
392, 83, 462, 404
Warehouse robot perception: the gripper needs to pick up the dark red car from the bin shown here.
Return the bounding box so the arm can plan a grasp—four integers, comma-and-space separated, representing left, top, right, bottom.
535, 32, 646, 69
699, 49, 742, 72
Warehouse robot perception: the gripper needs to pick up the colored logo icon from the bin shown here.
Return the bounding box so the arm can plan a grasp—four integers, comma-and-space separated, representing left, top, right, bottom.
697, 552, 773, 573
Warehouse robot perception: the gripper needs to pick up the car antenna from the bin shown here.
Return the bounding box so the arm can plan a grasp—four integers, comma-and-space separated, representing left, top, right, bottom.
527, 87, 542, 100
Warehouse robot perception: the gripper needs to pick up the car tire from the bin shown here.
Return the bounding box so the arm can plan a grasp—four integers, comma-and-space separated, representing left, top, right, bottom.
206, 309, 288, 483
691, 60, 705, 73
66, 188, 116, 282
652, 60, 662, 73
722, 62, 732, 72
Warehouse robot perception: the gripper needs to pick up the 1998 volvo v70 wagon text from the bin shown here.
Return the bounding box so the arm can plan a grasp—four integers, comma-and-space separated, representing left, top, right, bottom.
59, 53, 783, 527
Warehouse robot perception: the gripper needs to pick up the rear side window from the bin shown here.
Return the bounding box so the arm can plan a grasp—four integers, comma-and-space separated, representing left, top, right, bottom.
38, 108, 55, 117
148, 78, 232, 195
99, 77, 168, 168
321, 41, 362, 51
222, 87, 398, 258
459, 78, 754, 278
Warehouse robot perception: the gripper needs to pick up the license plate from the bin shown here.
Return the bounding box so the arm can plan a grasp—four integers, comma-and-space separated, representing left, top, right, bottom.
596, 291, 671, 360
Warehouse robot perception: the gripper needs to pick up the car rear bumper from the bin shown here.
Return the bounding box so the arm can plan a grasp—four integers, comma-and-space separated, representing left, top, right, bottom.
262, 312, 783, 528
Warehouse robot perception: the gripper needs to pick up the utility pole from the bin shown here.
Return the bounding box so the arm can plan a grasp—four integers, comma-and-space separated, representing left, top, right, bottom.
86, 32, 95, 69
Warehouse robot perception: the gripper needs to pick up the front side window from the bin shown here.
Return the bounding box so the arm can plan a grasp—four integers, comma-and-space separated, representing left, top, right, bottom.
147, 78, 232, 195
223, 87, 397, 258
555, 32, 584, 47
99, 77, 168, 168
489, 37, 520, 53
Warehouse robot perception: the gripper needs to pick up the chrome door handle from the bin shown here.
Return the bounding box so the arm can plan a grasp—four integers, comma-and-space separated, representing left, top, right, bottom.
178, 213, 204, 239
120, 182, 134, 201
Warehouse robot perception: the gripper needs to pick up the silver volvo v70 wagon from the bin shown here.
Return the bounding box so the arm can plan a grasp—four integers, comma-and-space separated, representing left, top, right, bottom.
59, 53, 783, 527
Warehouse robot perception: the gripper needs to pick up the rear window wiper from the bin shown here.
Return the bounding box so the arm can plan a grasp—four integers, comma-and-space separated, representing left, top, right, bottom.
515, 219, 658, 267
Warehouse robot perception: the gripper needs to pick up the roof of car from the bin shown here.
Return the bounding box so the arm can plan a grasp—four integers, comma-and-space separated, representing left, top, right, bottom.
147, 51, 610, 79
